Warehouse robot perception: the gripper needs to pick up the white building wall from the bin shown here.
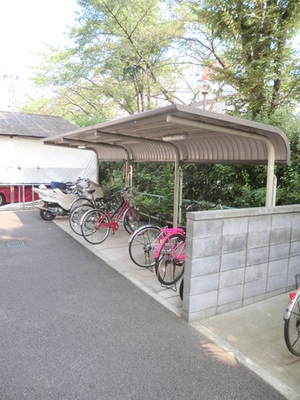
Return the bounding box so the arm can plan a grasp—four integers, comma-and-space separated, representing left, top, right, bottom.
0, 136, 97, 183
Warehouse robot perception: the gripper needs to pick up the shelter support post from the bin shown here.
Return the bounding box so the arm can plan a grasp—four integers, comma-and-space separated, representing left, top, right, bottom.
92, 150, 99, 183
264, 139, 276, 207
166, 115, 276, 207
272, 175, 277, 207
178, 167, 183, 224
173, 152, 180, 227
125, 160, 130, 187
129, 165, 133, 199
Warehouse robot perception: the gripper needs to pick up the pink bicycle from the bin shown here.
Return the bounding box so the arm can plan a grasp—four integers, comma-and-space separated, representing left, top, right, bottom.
128, 214, 186, 286
154, 227, 186, 286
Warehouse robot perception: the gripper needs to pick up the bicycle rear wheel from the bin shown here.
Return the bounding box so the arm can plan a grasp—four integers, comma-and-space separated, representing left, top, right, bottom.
81, 209, 110, 245
69, 197, 94, 214
69, 203, 94, 235
129, 225, 161, 268
179, 278, 184, 300
284, 296, 300, 356
155, 232, 185, 286
123, 204, 151, 234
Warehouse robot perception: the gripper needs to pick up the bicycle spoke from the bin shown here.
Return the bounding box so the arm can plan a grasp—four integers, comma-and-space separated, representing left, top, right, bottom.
81, 209, 110, 245
124, 205, 151, 234
69, 204, 93, 235
129, 225, 161, 268
284, 297, 300, 356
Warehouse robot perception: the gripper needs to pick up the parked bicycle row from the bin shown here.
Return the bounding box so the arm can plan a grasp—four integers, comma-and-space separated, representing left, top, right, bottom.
35, 181, 223, 299
69, 186, 151, 242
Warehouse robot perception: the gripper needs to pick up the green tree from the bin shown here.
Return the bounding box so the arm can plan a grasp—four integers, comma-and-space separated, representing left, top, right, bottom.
24, 0, 187, 125
178, 0, 300, 118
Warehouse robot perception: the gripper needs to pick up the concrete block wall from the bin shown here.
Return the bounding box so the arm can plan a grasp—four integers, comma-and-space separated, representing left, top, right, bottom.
182, 205, 300, 323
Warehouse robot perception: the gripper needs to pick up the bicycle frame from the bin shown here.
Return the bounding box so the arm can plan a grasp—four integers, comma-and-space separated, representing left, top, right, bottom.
155, 227, 186, 258
96, 199, 127, 232
154, 229, 186, 287
97, 198, 139, 232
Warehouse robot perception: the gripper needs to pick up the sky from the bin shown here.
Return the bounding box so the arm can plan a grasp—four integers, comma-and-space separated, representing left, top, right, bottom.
0, 0, 79, 111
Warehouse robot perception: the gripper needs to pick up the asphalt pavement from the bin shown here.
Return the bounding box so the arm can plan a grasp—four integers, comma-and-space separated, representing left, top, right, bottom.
0, 210, 299, 400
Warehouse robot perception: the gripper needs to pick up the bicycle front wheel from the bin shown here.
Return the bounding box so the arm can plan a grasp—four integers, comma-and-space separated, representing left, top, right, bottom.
123, 205, 151, 234
155, 232, 185, 286
69, 197, 94, 214
81, 209, 110, 245
69, 203, 94, 235
284, 296, 300, 356
129, 225, 161, 268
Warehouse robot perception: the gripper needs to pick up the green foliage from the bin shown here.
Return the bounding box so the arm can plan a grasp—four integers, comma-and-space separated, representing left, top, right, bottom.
180, 163, 267, 208
132, 162, 176, 214
23, 0, 186, 125
183, 0, 300, 118
98, 161, 125, 192
276, 163, 300, 205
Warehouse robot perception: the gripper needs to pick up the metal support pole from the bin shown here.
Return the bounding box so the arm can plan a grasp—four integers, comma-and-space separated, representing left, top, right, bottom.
125, 160, 130, 187
22, 184, 25, 209
272, 175, 277, 207
173, 152, 180, 227
129, 165, 133, 201
178, 167, 183, 225
10, 185, 14, 204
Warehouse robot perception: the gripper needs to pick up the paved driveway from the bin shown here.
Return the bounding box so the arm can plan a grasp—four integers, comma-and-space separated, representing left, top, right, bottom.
0, 211, 286, 399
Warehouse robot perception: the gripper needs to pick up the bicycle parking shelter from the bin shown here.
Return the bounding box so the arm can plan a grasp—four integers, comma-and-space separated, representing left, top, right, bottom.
42, 104, 290, 226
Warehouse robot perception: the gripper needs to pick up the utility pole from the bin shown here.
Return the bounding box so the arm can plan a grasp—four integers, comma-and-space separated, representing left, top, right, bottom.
3, 74, 18, 110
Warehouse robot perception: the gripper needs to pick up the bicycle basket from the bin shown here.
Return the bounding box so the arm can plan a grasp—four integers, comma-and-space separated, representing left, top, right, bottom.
120, 188, 132, 201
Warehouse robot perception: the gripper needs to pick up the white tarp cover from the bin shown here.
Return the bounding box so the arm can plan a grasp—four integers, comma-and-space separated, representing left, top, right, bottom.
0, 136, 96, 184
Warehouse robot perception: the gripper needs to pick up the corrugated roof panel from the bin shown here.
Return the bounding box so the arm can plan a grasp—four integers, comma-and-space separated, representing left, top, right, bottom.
42, 104, 290, 166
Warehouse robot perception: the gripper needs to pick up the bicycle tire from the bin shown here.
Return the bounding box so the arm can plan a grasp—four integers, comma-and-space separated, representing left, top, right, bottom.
129, 225, 161, 268
155, 232, 185, 286
179, 278, 184, 300
284, 296, 300, 356
69, 203, 94, 235
69, 197, 94, 213
123, 204, 151, 234
81, 209, 110, 245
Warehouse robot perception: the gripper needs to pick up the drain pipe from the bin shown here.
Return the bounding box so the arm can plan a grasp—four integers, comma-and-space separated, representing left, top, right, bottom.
166, 115, 276, 207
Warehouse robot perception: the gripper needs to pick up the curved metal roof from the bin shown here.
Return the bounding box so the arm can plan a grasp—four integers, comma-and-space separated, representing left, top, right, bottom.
42, 104, 290, 166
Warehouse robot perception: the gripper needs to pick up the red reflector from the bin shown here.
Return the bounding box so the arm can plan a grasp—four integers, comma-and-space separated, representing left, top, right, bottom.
290, 292, 296, 301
